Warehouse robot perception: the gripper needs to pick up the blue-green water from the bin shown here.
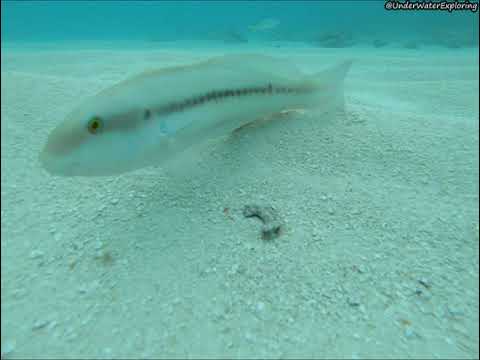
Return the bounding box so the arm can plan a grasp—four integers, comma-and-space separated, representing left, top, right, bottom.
2, 0, 479, 46
1, 1, 479, 359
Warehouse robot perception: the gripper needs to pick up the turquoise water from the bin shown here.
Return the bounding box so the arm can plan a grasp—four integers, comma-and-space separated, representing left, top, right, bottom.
2, 0, 478, 45
1, 1, 479, 359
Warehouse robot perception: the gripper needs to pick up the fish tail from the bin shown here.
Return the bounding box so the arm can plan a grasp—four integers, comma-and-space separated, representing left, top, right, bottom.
306, 59, 353, 113
312, 59, 353, 87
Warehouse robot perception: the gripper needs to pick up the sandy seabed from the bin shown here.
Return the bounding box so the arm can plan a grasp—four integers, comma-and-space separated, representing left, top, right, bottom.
1, 41, 479, 359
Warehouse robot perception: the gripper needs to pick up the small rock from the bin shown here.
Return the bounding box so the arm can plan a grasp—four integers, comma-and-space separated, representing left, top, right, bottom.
347, 297, 361, 307
312, 229, 322, 241
243, 204, 283, 240
417, 278, 431, 289
29, 250, 44, 259
32, 320, 49, 331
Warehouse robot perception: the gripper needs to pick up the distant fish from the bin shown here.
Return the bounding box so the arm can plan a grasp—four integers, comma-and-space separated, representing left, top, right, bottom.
40, 55, 352, 177
248, 18, 280, 32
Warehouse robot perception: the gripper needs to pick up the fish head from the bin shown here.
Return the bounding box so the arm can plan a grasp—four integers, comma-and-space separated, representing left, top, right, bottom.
39, 94, 156, 177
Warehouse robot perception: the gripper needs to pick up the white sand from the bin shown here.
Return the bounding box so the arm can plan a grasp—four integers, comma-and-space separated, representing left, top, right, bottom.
1, 42, 479, 359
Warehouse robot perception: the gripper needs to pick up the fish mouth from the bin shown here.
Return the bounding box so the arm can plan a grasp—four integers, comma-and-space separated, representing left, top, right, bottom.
39, 146, 77, 176
39, 146, 124, 177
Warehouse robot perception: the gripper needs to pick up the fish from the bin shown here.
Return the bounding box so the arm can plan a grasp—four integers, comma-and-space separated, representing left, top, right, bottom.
39, 54, 352, 177
248, 18, 280, 32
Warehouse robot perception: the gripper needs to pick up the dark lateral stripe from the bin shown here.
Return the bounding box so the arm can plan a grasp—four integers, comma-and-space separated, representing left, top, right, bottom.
105, 83, 313, 134
152, 83, 311, 117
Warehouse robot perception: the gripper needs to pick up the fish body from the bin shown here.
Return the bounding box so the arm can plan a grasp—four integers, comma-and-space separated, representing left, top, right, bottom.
40, 54, 351, 176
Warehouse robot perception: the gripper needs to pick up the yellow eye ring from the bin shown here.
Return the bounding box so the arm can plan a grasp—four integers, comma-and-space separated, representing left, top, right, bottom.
87, 116, 103, 134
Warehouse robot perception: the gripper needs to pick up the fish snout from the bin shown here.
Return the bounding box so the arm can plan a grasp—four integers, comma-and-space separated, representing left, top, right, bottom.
39, 144, 73, 176
39, 131, 81, 176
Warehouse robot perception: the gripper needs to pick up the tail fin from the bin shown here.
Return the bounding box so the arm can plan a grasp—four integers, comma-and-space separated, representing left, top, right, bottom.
307, 59, 353, 113
313, 60, 352, 84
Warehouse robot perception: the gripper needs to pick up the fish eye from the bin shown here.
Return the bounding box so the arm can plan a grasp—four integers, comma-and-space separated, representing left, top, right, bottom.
87, 116, 103, 134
